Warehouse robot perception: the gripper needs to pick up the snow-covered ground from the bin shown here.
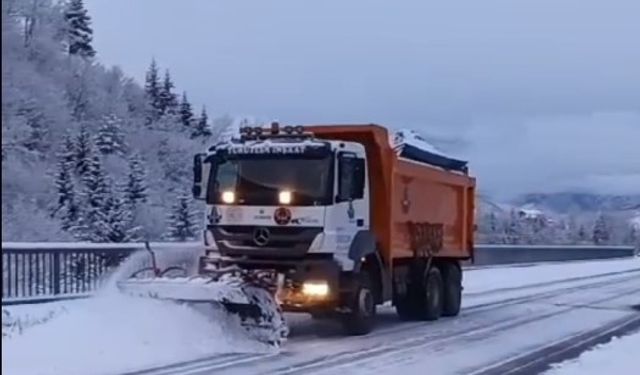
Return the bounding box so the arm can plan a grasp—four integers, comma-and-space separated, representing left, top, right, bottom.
545, 330, 640, 375
2, 294, 270, 375
2, 257, 639, 375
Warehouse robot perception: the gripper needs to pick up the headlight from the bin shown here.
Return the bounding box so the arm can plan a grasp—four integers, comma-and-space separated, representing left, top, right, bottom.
302, 282, 329, 297
279, 190, 292, 205
221, 191, 235, 204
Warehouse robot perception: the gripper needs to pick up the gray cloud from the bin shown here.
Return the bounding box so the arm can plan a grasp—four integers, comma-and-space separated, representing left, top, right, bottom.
87, 0, 640, 198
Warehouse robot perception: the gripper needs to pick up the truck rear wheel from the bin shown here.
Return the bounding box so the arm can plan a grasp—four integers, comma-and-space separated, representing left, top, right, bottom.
414, 266, 444, 321
441, 263, 462, 317
341, 271, 376, 335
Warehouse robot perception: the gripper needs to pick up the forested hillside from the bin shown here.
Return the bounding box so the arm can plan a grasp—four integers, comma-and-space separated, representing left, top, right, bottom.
2, 0, 231, 241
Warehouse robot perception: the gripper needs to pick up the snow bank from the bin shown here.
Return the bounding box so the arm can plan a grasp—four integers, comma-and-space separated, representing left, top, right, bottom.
2, 301, 68, 338
2, 294, 270, 375
2, 248, 272, 375
545, 331, 640, 375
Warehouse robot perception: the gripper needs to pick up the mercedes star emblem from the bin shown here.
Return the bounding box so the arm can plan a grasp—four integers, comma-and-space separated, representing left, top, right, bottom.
253, 227, 270, 246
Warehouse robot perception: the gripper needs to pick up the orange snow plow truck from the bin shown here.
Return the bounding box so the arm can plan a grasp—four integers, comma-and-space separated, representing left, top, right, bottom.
119, 123, 475, 344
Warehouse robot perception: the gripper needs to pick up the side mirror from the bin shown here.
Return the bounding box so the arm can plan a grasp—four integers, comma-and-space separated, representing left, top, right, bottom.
192, 153, 207, 200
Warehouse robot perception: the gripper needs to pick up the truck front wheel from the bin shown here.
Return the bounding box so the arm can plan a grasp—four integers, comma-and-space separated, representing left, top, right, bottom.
341, 271, 376, 335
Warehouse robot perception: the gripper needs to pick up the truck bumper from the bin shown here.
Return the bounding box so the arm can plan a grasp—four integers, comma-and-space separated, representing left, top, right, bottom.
199, 255, 345, 313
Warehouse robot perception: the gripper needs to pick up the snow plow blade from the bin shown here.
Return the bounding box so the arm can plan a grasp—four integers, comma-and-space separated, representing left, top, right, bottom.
116, 276, 289, 346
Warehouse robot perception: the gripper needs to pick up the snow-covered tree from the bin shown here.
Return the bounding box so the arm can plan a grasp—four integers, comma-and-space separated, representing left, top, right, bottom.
166, 193, 198, 241
1, 3, 228, 242
578, 224, 588, 243
73, 154, 111, 241
624, 226, 638, 247
17, 100, 48, 152
158, 70, 178, 116
504, 209, 523, 244
592, 213, 611, 245
52, 141, 81, 232
144, 58, 162, 123
64, 0, 95, 58
192, 106, 212, 138
102, 194, 140, 242
59, 133, 76, 168
124, 153, 148, 205
74, 124, 93, 175
81, 154, 109, 208
95, 113, 125, 154
52, 141, 76, 217
179, 91, 194, 128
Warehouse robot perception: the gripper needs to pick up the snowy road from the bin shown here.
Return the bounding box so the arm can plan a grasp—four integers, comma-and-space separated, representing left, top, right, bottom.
3, 258, 639, 375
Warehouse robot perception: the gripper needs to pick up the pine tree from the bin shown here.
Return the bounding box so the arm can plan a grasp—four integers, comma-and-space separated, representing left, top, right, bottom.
504, 209, 522, 244
60, 193, 81, 232
74, 124, 93, 175
82, 155, 110, 209
166, 193, 197, 241
144, 59, 162, 123
624, 226, 638, 246
64, 0, 96, 58
52, 149, 75, 217
592, 213, 611, 245
124, 153, 148, 205
578, 224, 588, 243
73, 155, 111, 241
179, 92, 194, 128
95, 114, 125, 154
18, 101, 48, 152
158, 70, 178, 115
60, 133, 76, 168
192, 106, 212, 138
102, 194, 141, 242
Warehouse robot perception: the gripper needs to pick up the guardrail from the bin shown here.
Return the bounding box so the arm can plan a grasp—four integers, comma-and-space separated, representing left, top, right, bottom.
2, 242, 636, 305
473, 244, 637, 266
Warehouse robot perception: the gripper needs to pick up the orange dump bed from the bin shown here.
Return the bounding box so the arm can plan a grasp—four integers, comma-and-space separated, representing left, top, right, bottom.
307, 124, 476, 264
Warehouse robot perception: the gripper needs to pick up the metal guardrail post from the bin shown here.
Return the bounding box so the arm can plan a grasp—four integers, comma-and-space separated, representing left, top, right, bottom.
52, 251, 61, 295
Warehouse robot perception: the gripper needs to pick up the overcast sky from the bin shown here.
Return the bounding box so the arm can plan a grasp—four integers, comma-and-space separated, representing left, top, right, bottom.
86, 0, 640, 200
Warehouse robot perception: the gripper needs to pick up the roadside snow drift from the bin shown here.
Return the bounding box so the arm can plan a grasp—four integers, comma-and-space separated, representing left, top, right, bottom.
2, 248, 272, 375
2, 294, 271, 375
545, 331, 640, 375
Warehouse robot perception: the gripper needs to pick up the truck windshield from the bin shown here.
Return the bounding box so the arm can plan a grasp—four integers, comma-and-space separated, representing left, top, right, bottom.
207, 156, 333, 206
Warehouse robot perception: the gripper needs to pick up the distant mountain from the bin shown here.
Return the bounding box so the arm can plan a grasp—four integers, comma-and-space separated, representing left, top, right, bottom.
514, 192, 640, 214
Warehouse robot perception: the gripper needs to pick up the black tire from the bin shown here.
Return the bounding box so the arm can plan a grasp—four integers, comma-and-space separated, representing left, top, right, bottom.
341, 271, 377, 335
413, 266, 444, 321
441, 263, 462, 317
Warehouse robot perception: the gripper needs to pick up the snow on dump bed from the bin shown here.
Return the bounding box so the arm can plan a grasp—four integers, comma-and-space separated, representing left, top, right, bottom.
390, 128, 468, 172
545, 331, 640, 375
1, 295, 271, 375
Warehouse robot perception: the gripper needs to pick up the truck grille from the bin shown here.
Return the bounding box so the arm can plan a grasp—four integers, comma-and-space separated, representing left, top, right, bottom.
209, 225, 322, 257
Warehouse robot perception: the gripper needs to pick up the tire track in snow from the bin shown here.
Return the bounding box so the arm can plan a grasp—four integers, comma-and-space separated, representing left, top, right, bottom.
122, 352, 278, 375
466, 313, 640, 375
